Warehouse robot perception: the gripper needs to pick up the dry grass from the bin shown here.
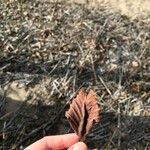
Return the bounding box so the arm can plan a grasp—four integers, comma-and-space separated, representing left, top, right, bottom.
0, 0, 150, 149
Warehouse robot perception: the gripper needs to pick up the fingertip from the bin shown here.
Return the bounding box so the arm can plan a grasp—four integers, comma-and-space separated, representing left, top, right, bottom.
68, 142, 88, 150
25, 133, 80, 150
44, 133, 80, 149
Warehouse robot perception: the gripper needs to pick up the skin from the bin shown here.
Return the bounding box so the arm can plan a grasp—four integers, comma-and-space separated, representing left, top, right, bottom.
24, 133, 87, 150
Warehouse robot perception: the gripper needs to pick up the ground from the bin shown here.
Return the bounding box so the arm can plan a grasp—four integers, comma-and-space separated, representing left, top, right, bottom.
0, 0, 150, 149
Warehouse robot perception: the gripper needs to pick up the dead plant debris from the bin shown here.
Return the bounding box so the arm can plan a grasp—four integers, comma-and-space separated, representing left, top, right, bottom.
65, 89, 100, 141
0, 0, 149, 149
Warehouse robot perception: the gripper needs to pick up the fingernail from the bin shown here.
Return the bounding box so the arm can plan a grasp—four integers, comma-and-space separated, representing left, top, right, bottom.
72, 147, 79, 150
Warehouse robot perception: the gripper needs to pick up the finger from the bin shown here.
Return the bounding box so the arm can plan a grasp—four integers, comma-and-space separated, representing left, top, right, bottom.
24, 133, 79, 150
68, 142, 88, 150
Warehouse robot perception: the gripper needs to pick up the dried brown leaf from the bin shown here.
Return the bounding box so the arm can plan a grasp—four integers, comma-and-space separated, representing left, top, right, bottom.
65, 88, 100, 140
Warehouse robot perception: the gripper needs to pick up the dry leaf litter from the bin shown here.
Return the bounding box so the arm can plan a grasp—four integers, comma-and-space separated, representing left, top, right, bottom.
0, 0, 150, 149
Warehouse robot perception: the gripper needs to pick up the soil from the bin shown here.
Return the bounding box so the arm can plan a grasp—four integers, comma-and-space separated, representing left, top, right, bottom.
72, 0, 150, 20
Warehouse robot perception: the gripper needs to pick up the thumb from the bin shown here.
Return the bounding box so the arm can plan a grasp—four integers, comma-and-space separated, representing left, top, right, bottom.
68, 142, 88, 150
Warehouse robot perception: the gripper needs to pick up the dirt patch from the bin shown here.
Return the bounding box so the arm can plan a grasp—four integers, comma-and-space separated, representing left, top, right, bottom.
70, 0, 150, 21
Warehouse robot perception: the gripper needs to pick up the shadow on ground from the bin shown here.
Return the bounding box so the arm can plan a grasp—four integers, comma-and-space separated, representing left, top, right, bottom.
0, 91, 150, 149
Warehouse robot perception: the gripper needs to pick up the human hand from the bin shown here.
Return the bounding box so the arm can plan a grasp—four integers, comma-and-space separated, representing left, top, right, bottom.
24, 133, 87, 150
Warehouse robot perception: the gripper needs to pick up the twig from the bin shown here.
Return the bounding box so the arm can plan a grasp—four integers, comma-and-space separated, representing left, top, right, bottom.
98, 75, 113, 98
0, 64, 11, 72
91, 55, 98, 84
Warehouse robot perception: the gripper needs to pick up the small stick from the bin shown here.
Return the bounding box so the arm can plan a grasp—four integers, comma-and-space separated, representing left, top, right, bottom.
98, 76, 113, 98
